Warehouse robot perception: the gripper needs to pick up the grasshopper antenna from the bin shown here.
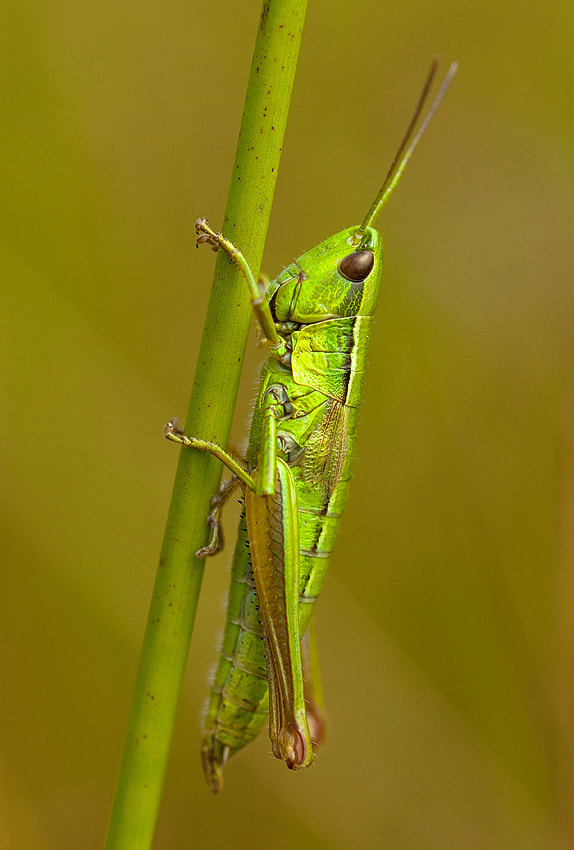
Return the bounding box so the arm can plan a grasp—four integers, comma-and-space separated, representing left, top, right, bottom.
352, 57, 458, 247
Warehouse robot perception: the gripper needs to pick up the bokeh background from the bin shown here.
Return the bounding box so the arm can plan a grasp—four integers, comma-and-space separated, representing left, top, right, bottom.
2, 0, 573, 847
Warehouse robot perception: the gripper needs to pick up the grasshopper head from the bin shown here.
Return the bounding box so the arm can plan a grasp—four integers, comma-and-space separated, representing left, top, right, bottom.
268, 225, 383, 324
267, 59, 458, 329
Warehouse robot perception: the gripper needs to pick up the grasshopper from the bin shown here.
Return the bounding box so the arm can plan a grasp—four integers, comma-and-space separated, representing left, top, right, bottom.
166, 58, 457, 793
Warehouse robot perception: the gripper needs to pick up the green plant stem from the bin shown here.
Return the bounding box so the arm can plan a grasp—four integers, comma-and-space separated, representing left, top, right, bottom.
105, 1, 307, 847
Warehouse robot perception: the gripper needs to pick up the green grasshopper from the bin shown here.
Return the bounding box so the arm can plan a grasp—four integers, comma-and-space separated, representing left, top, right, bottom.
166, 58, 457, 793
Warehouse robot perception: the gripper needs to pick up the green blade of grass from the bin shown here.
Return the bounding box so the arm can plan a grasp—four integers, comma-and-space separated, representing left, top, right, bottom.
105, 1, 308, 846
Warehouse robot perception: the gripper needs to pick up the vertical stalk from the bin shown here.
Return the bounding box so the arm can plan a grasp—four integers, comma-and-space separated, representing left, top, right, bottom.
105, 1, 307, 847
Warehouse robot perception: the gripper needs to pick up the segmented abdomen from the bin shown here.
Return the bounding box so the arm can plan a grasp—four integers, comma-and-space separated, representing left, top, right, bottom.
200, 399, 359, 792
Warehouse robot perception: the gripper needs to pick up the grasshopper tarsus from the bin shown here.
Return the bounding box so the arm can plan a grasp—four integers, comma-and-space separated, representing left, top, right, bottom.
164, 417, 183, 440
201, 741, 226, 795
195, 539, 222, 559
195, 218, 221, 252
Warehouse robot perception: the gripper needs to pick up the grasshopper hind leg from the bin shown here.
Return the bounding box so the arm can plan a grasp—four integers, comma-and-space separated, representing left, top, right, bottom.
301, 618, 327, 750
201, 738, 229, 795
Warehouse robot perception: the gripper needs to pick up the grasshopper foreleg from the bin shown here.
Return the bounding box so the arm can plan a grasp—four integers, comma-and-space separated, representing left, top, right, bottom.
164, 418, 256, 491
257, 383, 295, 497
195, 218, 287, 361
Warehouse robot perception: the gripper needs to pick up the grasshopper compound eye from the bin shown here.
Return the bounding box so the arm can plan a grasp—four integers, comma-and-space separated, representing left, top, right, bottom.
338, 250, 375, 282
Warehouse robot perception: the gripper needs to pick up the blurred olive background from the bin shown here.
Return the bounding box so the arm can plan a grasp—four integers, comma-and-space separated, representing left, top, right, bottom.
2, 0, 573, 847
